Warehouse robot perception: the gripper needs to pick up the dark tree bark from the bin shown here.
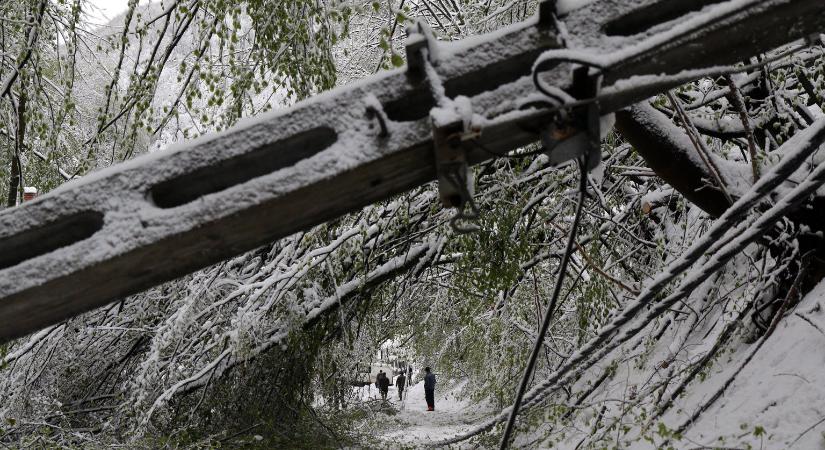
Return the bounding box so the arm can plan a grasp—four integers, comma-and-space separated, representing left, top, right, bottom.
615, 103, 730, 218
6, 92, 25, 207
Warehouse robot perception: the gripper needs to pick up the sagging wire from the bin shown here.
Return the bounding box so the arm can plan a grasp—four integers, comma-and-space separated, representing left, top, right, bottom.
498, 152, 590, 450
532, 55, 605, 106
520, 42, 810, 120
468, 55, 606, 160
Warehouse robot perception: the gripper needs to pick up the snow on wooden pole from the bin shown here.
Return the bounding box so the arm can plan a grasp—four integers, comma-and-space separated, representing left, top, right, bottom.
0, 0, 824, 342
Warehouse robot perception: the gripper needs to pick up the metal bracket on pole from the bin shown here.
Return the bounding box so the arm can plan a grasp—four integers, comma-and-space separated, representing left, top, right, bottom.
538, 0, 558, 27
432, 119, 480, 234
405, 21, 435, 83
433, 120, 468, 209
407, 19, 480, 232
538, 0, 566, 48
575, 66, 605, 171
539, 65, 604, 171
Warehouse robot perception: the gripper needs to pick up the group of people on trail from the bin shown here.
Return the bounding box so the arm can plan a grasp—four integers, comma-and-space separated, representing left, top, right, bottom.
375, 369, 408, 401
374, 366, 437, 411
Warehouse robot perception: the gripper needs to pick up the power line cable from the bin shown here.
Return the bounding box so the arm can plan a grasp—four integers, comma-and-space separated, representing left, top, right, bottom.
498, 153, 589, 449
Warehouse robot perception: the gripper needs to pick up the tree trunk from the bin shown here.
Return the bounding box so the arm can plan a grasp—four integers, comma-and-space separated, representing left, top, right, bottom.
6, 92, 25, 207
615, 103, 731, 217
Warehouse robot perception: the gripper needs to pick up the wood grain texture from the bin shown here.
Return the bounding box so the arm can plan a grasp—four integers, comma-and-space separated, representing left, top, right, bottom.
0, 0, 823, 342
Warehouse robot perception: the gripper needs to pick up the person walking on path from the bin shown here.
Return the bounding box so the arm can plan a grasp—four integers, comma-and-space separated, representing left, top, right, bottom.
377, 371, 390, 401
375, 371, 383, 399
423, 367, 436, 411
396, 372, 406, 401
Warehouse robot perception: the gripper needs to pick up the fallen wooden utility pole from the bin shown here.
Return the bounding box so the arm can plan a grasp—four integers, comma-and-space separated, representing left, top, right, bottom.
0, 0, 824, 342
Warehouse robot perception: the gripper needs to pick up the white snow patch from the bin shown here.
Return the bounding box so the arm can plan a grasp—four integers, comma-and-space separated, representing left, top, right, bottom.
374, 380, 494, 446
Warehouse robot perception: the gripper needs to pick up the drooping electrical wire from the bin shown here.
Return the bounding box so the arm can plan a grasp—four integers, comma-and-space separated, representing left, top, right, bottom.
498, 153, 589, 449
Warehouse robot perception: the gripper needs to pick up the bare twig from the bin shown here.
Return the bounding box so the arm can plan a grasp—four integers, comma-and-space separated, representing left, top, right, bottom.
724, 75, 761, 182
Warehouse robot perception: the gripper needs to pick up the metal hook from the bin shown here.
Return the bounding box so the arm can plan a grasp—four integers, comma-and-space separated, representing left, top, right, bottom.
446, 168, 480, 234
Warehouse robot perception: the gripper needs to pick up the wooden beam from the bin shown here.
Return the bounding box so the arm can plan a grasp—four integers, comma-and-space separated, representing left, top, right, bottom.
0, 0, 824, 342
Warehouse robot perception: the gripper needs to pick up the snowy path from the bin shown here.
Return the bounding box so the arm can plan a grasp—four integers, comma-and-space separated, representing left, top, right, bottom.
374, 380, 494, 447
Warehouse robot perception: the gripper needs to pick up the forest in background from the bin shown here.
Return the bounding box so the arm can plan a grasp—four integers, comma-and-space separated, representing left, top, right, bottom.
1, 0, 825, 448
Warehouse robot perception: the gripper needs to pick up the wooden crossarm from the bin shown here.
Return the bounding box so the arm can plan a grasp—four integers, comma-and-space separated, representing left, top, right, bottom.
0, 0, 823, 342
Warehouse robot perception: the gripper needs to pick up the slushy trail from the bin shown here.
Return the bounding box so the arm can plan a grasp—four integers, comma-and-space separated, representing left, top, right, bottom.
376, 380, 494, 447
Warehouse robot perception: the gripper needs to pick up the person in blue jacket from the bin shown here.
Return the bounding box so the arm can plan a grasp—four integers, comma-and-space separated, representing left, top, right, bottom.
424, 367, 436, 411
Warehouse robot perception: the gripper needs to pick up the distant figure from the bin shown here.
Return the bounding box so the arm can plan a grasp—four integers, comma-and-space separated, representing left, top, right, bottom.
424, 367, 436, 411
377, 370, 390, 401
396, 372, 407, 401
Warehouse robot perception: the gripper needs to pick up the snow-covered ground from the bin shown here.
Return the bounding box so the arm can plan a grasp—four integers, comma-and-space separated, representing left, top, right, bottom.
371, 379, 494, 446
668, 281, 825, 449
551, 278, 825, 449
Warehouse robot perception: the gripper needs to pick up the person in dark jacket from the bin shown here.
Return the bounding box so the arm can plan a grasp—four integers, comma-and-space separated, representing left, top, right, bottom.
377, 371, 390, 401
396, 372, 407, 401
423, 367, 436, 411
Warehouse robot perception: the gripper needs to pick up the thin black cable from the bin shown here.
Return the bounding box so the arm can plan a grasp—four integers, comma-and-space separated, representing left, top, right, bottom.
498, 154, 589, 449
532, 56, 605, 105
525, 44, 808, 119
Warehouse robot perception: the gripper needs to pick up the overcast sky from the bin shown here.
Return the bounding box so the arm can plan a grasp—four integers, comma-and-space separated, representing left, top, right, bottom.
87, 0, 131, 24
